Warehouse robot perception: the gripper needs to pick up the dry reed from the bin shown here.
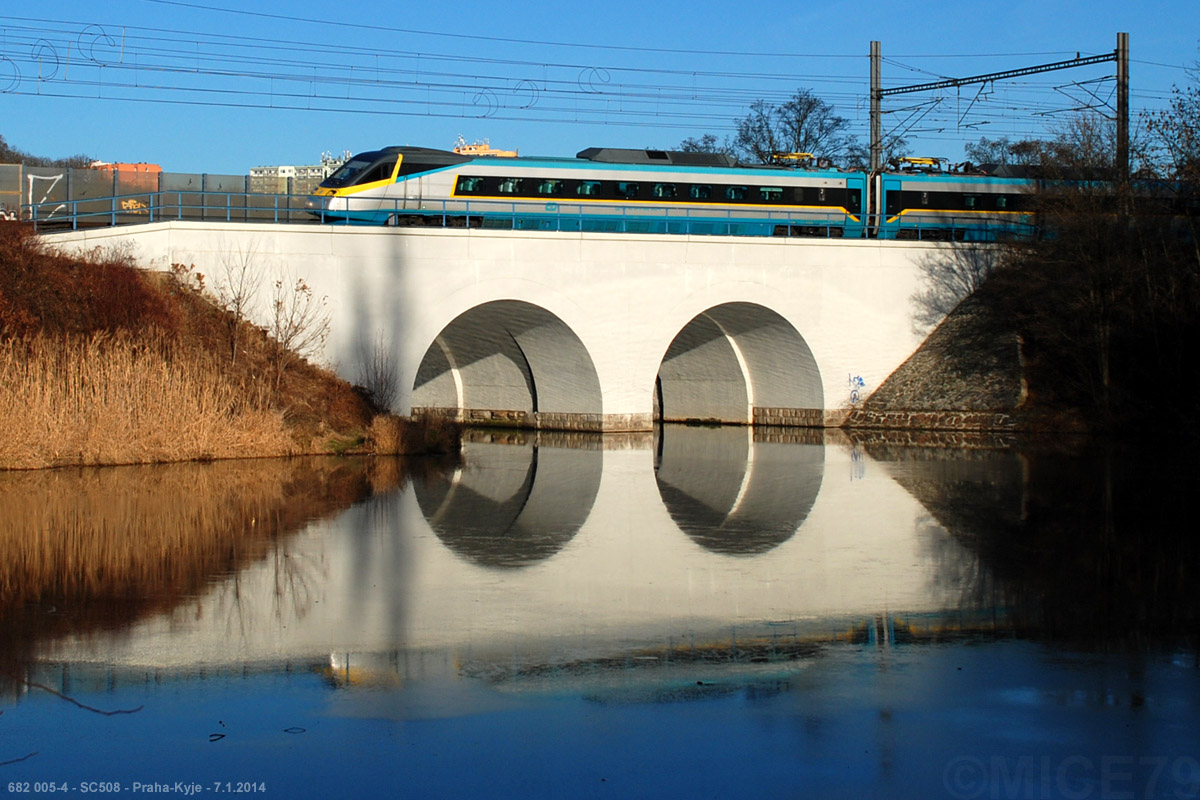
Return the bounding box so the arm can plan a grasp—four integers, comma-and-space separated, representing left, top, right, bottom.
0, 331, 297, 470
367, 414, 403, 455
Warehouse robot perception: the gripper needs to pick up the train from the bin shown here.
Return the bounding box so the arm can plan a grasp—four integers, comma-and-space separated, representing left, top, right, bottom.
305, 145, 1038, 241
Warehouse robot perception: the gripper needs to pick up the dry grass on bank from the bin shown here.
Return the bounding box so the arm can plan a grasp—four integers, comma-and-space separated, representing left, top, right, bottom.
0, 331, 296, 470
0, 223, 460, 469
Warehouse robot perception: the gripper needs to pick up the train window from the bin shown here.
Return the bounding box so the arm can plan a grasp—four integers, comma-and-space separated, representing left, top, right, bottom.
996, 195, 1008, 209
653, 183, 677, 199
537, 180, 563, 195
848, 190, 861, 212
577, 181, 601, 197
818, 187, 827, 203
726, 186, 747, 201
759, 187, 783, 202
457, 176, 484, 194
618, 182, 640, 199
359, 162, 394, 184
964, 195, 978, 209
498, 178, 523, 194
921, 192, 929, 206
690, 185, 712, 200
325, 157, 374, 186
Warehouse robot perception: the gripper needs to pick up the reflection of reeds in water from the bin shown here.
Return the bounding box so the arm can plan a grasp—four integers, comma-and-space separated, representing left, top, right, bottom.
0, 456, 407, 674
0, 332, 297, 470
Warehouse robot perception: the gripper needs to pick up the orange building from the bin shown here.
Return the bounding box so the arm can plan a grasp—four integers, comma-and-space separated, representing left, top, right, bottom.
88, 161, 163, 174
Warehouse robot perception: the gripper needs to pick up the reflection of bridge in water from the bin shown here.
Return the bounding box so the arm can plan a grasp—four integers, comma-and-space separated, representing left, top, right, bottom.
654, 426, 824, 556
23, 427, 1018, 677
416, 426, 826, 566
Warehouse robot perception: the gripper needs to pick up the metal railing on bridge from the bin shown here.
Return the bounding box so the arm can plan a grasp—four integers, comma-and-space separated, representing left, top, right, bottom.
21, 189, 320, 230
1, 162, 324, 232
14, 186, 866, 239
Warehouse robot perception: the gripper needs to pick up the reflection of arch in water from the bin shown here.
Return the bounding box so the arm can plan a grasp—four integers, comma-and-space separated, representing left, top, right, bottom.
655, 426, 824, 555
412, 300, 602, 428
416, 439, 602, 568
656, 302, 823, 426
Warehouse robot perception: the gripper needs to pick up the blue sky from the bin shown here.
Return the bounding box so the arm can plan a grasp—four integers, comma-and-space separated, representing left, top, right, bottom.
1, 0, 1197, 173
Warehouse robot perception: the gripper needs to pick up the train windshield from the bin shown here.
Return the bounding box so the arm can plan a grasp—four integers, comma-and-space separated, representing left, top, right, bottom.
323, 152, 395, 187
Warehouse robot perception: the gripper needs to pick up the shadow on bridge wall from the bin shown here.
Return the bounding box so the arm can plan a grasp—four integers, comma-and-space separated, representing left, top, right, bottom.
411, 299, 825, 432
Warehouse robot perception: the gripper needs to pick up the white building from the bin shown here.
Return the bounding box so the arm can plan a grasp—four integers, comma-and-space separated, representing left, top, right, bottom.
249, 151, 350, 194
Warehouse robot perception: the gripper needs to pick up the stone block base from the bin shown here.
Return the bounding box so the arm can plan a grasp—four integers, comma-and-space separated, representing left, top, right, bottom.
417, 407, 839, 432
840, 408, 1018, 431
751, 406, 825, 428
412, 407, 655, 432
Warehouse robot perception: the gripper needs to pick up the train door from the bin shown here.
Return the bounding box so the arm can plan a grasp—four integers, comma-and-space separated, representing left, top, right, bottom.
870, 172, 883, 238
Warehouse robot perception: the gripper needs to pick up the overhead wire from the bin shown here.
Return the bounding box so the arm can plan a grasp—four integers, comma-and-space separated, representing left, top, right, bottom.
0, 10, 1181, 155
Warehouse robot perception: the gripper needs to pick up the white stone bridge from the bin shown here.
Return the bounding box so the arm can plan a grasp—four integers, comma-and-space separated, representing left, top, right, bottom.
45, 222, 943, 431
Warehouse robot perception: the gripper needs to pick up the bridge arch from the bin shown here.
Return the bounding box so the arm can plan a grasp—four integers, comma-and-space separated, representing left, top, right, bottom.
411, 299, 603, 428
655, 302, 823, 426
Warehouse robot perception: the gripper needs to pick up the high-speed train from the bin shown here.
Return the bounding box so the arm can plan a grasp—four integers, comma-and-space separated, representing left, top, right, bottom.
306, 146, 1037, 241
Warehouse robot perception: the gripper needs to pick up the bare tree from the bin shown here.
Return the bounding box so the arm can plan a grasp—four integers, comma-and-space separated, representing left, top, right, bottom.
269, 273, 330, 388
964, 136, 1046, 166
212, 242, 265, 364
978, 105, 1200, 429
1145, 82, 1200, 181
1143, 77, 1200, 265
844, 136, 909, 171
732, 89, 858, 164
356, 331, 399, 411
676, 133, 735, 156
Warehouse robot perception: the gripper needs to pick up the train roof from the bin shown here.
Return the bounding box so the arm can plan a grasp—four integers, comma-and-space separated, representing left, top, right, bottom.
379, 146, 472, 166
576, 147, 739, 168
368, 144, 858, 175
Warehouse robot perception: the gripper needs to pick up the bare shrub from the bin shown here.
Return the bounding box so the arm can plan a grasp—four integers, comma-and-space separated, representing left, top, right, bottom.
356, 331, 399, 410
211, 242, 265, 364
404, 413, 463, 455
269, 272, 331, 388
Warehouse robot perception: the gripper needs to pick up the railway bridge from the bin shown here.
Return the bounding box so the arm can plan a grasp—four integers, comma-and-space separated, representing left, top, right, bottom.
44, 221, 943, 431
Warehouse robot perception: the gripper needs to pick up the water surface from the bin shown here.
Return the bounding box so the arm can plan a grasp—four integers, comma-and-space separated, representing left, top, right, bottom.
1, 428, 1197, 798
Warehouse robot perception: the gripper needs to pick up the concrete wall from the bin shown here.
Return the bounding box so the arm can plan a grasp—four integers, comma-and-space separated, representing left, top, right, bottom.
45, 222, 943, 430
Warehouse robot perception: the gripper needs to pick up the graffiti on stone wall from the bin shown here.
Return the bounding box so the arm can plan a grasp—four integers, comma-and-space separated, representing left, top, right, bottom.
848, 373, 866, 405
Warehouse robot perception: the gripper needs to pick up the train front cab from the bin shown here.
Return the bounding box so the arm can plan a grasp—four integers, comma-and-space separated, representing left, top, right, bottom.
307, 147, 472, 224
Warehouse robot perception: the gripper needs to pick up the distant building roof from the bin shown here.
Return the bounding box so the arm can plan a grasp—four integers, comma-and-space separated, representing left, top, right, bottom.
452, 137, 517, 157
89, 161, 162, 173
